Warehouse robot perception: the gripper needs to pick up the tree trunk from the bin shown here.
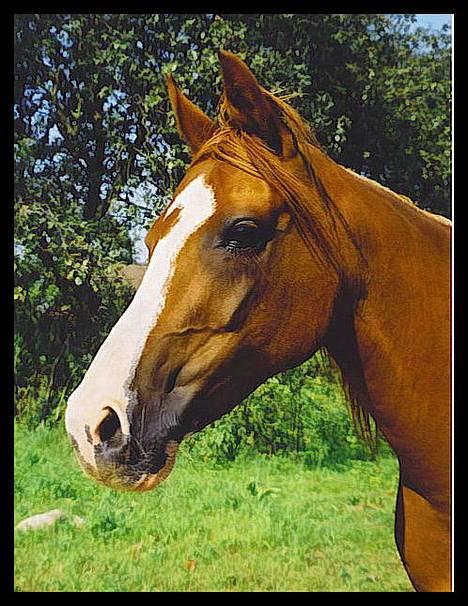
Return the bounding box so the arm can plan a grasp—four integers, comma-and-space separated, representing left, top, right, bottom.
84, 168, 101, 220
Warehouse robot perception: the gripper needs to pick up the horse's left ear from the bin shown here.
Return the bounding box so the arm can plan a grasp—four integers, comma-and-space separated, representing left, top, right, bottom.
167, 74, 218, 154
219, 50, 294, 157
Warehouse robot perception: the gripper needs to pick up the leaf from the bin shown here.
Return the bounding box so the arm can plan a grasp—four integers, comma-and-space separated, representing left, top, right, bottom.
246, 481, 258, 496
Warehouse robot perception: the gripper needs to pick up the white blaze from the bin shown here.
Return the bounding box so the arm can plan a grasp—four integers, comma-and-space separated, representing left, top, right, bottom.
65, 175, 216, 465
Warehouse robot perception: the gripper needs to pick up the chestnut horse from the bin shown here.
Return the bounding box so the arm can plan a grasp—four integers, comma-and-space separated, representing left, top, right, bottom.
65, 51, 451, 591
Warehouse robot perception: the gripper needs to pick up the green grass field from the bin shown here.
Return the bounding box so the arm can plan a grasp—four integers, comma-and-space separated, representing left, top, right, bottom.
14, 423, 413, 592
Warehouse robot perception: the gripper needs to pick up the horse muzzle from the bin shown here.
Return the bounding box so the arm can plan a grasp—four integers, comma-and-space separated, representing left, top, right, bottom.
65, 396, 184, 492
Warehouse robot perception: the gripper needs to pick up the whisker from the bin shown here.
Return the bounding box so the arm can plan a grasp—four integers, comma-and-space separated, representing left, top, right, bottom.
139, 403, 146, 449
128, 431, 148, 458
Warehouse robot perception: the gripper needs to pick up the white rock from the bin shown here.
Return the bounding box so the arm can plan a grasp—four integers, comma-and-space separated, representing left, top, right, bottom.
16, 509, 66, 531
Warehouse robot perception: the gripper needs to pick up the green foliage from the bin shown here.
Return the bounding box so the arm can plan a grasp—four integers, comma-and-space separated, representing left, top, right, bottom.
14, 185, 134, 425
15, 15, 451, 223
184, 355, 390, 467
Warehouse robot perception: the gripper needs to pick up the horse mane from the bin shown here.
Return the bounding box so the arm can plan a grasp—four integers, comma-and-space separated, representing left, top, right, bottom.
191, 89, 378, 452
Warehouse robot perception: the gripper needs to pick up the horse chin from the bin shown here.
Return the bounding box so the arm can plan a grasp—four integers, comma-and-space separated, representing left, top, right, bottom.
131, 440, 180, 492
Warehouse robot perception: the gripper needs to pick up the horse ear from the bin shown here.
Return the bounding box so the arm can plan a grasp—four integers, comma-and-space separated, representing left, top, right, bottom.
167, 74, 217, 154
218, 50, 294, 157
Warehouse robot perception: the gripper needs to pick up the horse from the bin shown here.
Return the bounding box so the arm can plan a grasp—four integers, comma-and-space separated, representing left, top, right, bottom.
65, 51, 451, 592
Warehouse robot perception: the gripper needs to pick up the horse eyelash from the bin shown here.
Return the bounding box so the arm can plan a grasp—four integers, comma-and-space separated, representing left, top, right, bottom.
223, 244, 262, 262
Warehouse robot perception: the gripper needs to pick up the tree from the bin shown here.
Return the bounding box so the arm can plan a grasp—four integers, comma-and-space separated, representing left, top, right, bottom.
15, 14, 451, 222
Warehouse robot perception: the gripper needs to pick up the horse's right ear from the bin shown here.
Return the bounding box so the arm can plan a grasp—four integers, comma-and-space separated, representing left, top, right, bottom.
167, 75, 217, 154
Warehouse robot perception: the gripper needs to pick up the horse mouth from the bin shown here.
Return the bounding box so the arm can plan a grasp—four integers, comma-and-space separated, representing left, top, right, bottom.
131, 440, 180, 492
72, 438, 180, 492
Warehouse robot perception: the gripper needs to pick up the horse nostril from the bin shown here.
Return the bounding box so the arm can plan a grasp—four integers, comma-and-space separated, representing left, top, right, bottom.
92, 407, 131, 468
95, 407, 122, 444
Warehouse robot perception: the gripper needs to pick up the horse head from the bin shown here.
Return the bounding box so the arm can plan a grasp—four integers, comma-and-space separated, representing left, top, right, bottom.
65, 51, 350, 491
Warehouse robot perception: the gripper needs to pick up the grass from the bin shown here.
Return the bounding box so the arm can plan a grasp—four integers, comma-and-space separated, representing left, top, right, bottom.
14, 423, 413, 592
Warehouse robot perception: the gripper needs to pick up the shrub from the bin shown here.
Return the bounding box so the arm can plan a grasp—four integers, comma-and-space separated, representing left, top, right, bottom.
184, 355, 390, 467
14, 195, 134, 428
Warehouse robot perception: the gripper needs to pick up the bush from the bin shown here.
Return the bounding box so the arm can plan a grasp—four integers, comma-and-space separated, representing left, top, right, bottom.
184, 355, 390, 468
14, 194, 134, 428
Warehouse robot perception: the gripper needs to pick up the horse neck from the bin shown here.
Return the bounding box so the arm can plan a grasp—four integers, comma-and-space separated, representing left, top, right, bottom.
311, 147, 451, 463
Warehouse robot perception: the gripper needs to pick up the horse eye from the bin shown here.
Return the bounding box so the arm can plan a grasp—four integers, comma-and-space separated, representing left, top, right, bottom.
223, 220, 262, 250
